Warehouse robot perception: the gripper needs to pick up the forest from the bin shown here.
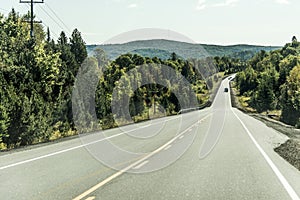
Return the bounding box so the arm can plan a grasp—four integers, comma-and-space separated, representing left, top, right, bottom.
235, 37, 300, 128
0, 10, 87, 149
87, 40, 280, 61
0, 10, 218, 150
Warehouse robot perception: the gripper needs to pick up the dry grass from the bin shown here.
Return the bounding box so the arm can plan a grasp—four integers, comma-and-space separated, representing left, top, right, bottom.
0, 143, 7, 150
237, 96, 256, 113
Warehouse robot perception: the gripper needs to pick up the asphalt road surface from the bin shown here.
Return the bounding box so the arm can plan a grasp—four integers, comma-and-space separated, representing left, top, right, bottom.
1, 76, 300, 200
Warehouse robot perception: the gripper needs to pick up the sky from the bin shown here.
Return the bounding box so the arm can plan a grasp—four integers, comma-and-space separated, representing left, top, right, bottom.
1, 0, 300, 46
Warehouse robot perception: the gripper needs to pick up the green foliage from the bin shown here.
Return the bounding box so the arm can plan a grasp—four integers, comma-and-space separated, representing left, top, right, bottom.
0, 10, 87, 149
0, 103, 10, 143
236, 37, 300, 126
70, 29, 87, 65
280, 65, 300, 126
214, 56, 247, 75
236, 67, 258, 95
95, 52, 210, 129
0, 9, 212, 149
250, 73, 276, 113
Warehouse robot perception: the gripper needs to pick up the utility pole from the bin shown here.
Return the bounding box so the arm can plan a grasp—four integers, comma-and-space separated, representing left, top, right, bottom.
20, 0, 44, 38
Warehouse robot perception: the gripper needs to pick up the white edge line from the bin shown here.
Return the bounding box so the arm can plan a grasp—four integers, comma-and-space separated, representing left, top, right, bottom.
72, 114, 212, 200
232, 109, 300, 200
0, 145, 84, 170
0, 111, 210, 170
0, 115, 184, 171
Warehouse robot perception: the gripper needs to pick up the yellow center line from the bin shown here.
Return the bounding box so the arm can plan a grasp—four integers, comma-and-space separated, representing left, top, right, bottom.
132, 160, 149, 170
85, 197, 95, 200
73, 113, 212, 200
36, 155, 145, 200
164, 145, 172, 151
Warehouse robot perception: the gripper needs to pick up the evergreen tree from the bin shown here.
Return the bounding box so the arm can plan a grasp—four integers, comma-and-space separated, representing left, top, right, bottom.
0, 10, 90, 149
250, 78, 275, 113
46, 27, 51, 43
70, 28, 87, 65
280, 65, 300, 126
58, 31, 68, 45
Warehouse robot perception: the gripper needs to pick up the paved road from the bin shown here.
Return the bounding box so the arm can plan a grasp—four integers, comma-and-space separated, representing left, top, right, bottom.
1, 76, 300, 200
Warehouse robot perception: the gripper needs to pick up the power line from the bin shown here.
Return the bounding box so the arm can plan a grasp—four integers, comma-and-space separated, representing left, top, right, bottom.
20, 0, 71, 41
36, 15, 60, 40
22, 3, 59, 41
37, 5, 69, 35
43, 24, 60, 41
44, 2, 71, 33
37, 4, 72, 38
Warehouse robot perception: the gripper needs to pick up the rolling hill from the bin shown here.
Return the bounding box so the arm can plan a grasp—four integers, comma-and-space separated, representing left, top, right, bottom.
87, 39, 281, 60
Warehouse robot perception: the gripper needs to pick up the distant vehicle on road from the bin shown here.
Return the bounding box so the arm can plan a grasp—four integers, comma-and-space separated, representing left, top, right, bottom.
224, 88, 229, 92
228, 77, 232, 80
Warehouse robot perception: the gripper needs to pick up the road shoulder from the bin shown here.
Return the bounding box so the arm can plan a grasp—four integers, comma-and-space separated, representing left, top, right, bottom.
230, 81, 300, 171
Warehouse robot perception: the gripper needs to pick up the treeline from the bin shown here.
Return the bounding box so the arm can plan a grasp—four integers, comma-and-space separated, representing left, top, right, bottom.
0, 10, 215, 149
214, 56, 247, 75
235, 37, 300, 127
75, 52, 211, 130
0, 10, 87, 149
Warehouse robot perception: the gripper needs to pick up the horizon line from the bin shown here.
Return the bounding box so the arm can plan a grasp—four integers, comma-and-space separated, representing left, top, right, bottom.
86, 38, 283, 47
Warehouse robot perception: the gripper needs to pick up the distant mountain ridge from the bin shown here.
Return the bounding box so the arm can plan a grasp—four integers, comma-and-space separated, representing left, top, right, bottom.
87, 39, 281, 60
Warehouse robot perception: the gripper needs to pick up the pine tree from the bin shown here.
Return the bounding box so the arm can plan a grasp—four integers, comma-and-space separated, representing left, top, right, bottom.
70, 28, 87, 65
46, 27, 51, 43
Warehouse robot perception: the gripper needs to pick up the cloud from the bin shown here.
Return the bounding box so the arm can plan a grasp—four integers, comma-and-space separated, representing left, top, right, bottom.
196, 0, 207, 10
128, 3, 138, 8
275, 0, 290, 4
196, 0, 240, 11
212, 0, 239, 7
